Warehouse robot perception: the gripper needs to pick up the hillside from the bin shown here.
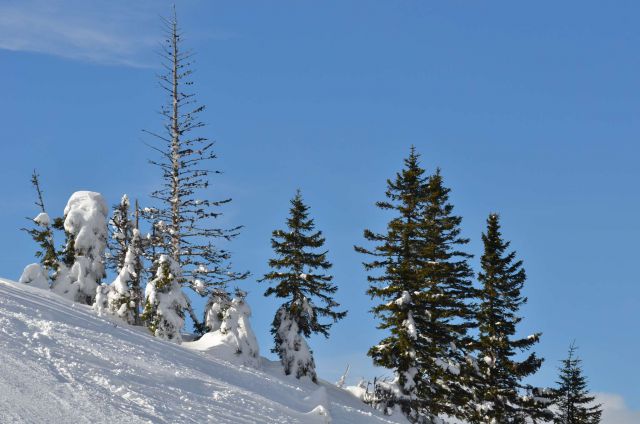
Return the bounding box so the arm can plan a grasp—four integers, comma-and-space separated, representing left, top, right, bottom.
0, 278, 406, 424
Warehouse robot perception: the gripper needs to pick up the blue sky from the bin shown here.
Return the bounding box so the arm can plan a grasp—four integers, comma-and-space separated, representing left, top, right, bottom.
1, 1, 639, 420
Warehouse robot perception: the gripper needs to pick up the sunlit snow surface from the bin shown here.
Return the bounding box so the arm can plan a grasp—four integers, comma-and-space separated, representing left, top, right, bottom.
0, 279, 406, 423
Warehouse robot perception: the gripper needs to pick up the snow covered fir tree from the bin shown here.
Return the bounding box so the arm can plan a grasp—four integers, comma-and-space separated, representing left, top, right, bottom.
553, 343, 602, 424
261, 190, 346, 383
51, 191, 109, 305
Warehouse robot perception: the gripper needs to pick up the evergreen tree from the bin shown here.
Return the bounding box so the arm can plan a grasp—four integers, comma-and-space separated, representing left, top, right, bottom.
217, 289, 260, 367
107, 195, 135, 274
21, 171, 58, 274
355, 148, 429, 421
203, 288, 232, 333
96, 196, 145, 325
356, 148, 476, 422
412, 168, 478, 420
142, 8, 247, 335
51, 191, 108, 305
94, 228, 144, 325
261, 190, 346, 383
141, 255, 188, 341
470, 213, 547, 423
553, 343, 602, 424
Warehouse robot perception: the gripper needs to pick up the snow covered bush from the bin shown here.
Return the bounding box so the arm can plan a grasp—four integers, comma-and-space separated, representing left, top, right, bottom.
273, 304, 317, 382
191, 289, 260, 367
219, 290, 260, 363
51, 191, 108, 304
141, 255, 188, 341
203, 288, 232, 333
18, 263, 49, 289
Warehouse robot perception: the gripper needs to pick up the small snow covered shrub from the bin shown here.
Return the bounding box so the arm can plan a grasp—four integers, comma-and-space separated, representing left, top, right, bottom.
51, 191, 108, 304
204, 288, 232, 333
141, 255, 188, 341
219, 290, 259, 360
200, 289, 261, 367
18, 263, 50, 290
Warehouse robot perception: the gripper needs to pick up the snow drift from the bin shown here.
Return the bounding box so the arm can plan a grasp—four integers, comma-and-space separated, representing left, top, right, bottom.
0, 278, 406, 423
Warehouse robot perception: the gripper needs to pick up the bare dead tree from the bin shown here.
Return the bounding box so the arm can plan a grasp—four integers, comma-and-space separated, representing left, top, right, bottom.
143, 7, 248, 333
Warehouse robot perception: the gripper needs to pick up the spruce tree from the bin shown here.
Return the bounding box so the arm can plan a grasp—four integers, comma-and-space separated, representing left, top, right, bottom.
141, 255, 188, 341
107, 195, 135, 274
356, 148, 476, 422
143, 8, 247, 334
94, 228, 144, 325
553, 343, 602, 424
470, 213, 547, 423
355, 148, 429, 421
261, 190, 346, 383
413, 168, 478, 420
97, 196, 144, 324
51, 191, 108, 305
22, 171, 58, 274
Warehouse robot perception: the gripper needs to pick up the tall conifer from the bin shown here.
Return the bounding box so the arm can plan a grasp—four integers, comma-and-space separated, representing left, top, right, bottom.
412, 168, 477, 419
470, 213, 547, 423
356, 148, 475, 422
355, 148, 429, 421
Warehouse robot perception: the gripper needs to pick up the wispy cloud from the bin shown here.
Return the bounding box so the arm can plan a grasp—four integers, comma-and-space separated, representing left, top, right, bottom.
0, 0, 164, 67
597, 392, 640, 424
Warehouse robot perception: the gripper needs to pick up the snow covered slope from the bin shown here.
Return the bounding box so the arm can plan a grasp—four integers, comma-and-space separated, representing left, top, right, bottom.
0, 278, 406, 423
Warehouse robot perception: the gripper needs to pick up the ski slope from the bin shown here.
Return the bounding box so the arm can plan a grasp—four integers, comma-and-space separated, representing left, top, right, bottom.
0, 278, 406, 423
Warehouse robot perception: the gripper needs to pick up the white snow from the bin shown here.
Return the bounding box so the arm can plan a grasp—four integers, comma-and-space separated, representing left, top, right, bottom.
52, 191, 108, 303
33, 212, 50, 226
143, 255, 188, 341
394, 291, 411, 306
63, 191, 108, 260
274, 305, 317, 382
188, 291, 260, 368
94, 229, 140, 324
204, 289, 232, 333
403, 311, 417, 340
18, 263, 49, 289
0, 278, 407, 423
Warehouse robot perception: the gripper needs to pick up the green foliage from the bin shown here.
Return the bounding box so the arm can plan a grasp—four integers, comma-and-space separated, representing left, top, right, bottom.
107, 195, 134, 273
553, 343, 602, 424
22, 171, 59, 274
141, 258, 185, 340
356, 147, 476, 422
470, 213, 549, 423
52, 216, 75, 269
261, 190, 346, 379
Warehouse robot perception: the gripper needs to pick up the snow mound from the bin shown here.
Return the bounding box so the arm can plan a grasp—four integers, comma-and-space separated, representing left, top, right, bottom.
0, 278, 407, 423
184, 330, 260, 368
